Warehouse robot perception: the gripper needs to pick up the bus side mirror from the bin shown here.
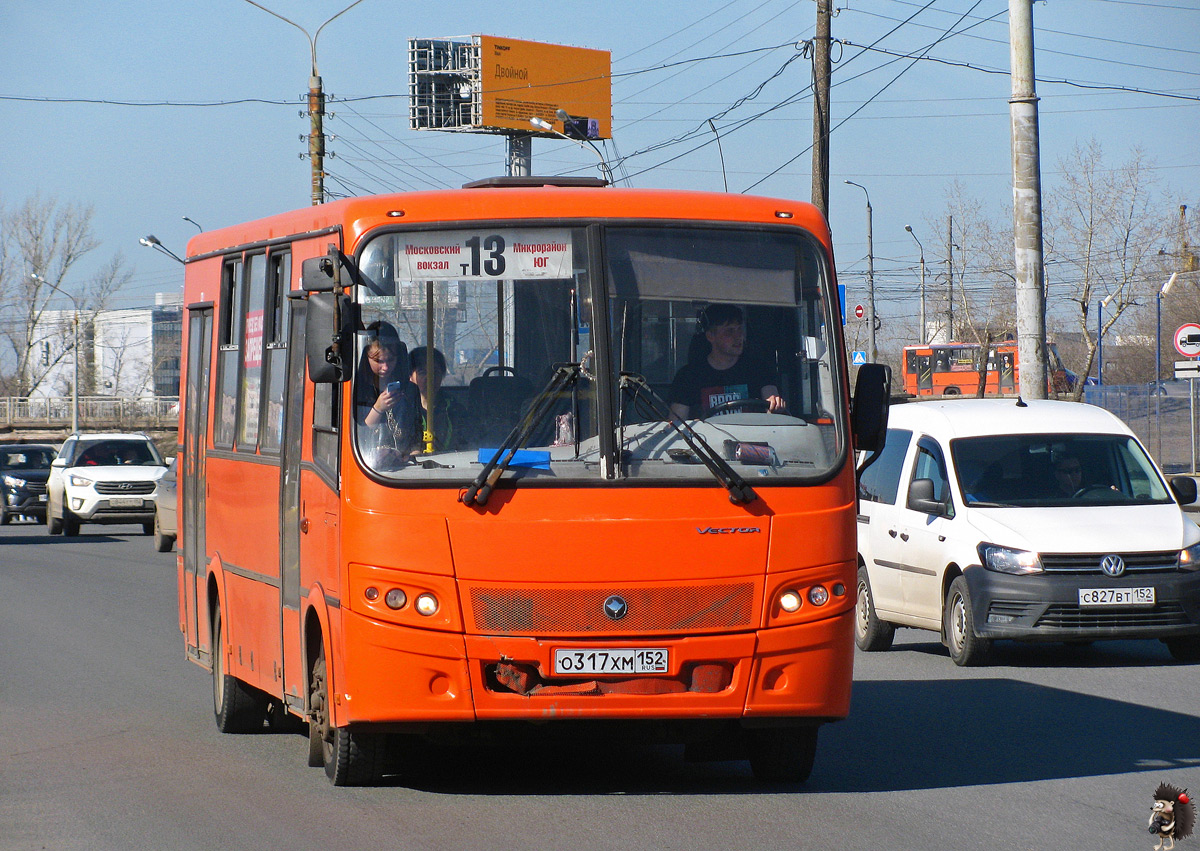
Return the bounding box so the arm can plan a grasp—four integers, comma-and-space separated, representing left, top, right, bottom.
301, 253, 340, 292
306, 291, 354, 384
852, 363, 891, 453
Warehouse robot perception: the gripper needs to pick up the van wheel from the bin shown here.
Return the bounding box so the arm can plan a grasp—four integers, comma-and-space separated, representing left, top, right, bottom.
855, 566, 895, 651
1164, 636, 1200, 663
945, 576, 990, 666
747, 726, 818, 784
211, 607, 268, 732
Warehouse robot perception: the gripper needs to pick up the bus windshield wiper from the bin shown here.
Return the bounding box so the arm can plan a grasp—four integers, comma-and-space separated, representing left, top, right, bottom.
619, 372, 757, 505
461, 363, 582, 507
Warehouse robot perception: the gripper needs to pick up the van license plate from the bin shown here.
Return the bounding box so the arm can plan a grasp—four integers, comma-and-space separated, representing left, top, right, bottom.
108, 497, 144, 508
553, 648, 669, 675
1078, 587, 1155, 607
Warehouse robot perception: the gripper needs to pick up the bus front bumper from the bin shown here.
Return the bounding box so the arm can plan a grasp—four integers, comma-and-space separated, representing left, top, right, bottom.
338, 609, 854, 726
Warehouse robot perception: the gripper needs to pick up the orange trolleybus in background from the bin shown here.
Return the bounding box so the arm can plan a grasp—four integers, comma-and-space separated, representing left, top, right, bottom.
901, 340, 1075, 397
177, 176, 889, 785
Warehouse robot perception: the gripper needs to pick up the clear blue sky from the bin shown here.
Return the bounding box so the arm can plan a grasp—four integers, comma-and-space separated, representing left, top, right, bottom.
3, 0, 1197, 341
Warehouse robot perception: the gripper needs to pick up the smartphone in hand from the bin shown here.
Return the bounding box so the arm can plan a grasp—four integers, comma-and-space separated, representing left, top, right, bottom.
386, 380, 404, 394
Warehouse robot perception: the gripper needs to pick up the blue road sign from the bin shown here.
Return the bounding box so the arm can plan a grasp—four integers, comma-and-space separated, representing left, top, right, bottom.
851, 350, 867, 366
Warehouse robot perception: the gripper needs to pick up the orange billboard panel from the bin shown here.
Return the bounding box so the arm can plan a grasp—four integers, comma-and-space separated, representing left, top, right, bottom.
478, 35, 611, 139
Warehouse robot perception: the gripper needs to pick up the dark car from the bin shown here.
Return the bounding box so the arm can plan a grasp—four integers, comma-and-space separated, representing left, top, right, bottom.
1, 443, 58, 525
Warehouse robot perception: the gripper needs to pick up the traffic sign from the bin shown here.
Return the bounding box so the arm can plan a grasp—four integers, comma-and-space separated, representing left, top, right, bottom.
1175, 323, 1200, 358
1175, 360, 1200, 380
850, 350, 867, 366
854, 304, 865, 319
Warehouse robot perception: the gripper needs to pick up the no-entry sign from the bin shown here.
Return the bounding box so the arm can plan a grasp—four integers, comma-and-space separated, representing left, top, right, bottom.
854, 304, 865, 319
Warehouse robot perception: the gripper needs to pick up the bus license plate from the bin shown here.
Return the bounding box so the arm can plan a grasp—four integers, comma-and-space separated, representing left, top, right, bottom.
1078, 587, 1155, 607
108, 497, 144, 508
553, 648, 669, 675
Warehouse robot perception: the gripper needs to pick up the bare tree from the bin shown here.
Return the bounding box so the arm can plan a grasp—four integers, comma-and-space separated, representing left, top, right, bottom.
0, 195, 130, 396
1044, 141, 1169, 401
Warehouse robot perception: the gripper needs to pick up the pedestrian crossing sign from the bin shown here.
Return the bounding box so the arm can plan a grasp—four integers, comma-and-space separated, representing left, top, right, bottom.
851, 350, 867, 366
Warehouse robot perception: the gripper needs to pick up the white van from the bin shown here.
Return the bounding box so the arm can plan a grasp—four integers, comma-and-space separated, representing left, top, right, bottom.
855, 398, 1200, 665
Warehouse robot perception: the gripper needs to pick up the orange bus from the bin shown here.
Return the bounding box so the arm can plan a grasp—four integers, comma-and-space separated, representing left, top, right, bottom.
177, 176, 889, 785
901, 341, 1074, 397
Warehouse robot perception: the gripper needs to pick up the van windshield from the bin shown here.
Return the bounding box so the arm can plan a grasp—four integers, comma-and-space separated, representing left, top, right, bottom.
952, 433, 1172, 507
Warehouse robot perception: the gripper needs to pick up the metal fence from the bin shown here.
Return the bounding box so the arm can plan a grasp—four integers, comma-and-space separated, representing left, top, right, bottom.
0, 396, 179, 429
1085, 384, 1200, 474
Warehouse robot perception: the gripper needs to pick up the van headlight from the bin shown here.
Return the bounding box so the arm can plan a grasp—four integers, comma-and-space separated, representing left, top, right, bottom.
978, 543, 1043, 575
1179, 542, 1200, 572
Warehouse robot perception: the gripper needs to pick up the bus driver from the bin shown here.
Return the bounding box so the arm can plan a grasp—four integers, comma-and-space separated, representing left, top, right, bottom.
668, 304, 785, 420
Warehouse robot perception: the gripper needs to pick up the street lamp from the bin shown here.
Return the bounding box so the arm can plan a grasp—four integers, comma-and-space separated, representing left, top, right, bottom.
1156, 273, 1178, 391
30, 273, 80, 433
529, 113, 614, 184
139, 235, 184, 264
242, 0, 366, 206
1097, 291, 1116, 386
844, 180, 875, 362
182, 216, 204, 232
905, 225, 926, 344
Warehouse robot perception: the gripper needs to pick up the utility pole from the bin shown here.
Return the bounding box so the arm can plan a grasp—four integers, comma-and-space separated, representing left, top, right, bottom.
810, 0, 832, 217
906, 225, 926, 344
1009, 0, 1048, 398
845, 181, 875, 362
242, 0, 365, 206
947, 216, 955, 342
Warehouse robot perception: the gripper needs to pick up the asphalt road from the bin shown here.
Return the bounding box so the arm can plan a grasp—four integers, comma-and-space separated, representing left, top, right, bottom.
2, 519, 1197, 851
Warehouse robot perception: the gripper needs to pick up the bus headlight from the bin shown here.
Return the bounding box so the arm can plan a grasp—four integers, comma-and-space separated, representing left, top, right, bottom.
778, 590, 802, 613
415, 593, 439, 616
807, 585, 829, 606
385, 589, 408, 610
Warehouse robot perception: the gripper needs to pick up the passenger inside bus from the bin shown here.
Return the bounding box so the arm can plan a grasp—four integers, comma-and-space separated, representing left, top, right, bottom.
356, 322, 418, 467
667, 304, 786, 419
409, 346, 468, 452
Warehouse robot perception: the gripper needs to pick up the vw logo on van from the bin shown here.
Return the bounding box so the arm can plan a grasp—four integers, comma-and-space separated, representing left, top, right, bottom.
1100, 554, 1126, 577
603, 595, 628, 621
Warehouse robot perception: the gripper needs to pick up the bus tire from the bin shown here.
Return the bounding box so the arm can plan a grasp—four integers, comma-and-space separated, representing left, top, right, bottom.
855, 566, 895, 651
747, 726, 818, 784
211, 607, 267, 733
945, 576, 990, 666
942, 386, 961, 397
308, 641, 384, 785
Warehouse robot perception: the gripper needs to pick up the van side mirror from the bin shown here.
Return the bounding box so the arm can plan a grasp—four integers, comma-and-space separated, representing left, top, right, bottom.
305, 291, 355, 384
852, 363, 891, 453
907, 477, 946, 515
1170, 475, 1198, 506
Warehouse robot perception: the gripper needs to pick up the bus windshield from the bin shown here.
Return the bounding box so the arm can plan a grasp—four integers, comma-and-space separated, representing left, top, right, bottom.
353, 223, 842, 485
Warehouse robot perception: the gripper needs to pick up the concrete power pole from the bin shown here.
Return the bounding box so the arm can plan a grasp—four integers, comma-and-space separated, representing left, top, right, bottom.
308, 75, 326, 206
1009, 0, 1048, 398
810, 0, 832, 217
947, 216, 955, 342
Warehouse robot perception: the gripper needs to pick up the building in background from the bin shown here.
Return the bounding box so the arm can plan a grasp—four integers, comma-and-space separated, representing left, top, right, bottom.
28, 293, 182, 399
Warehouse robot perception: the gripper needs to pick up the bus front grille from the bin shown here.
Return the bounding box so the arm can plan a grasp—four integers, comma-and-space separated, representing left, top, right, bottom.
468, 582, 756, 635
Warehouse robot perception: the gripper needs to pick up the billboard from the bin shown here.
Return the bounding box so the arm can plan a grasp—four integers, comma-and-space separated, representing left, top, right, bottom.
409, 35, 611, 139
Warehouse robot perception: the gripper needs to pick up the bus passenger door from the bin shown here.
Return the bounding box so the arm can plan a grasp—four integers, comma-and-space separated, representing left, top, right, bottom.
278, 297, 307, 712
182, 307, 212, 661
916, 354, 933, 393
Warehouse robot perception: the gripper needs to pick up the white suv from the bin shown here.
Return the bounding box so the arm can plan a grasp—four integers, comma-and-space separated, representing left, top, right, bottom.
855, 399, 1200, 665
47, 433, 168, 537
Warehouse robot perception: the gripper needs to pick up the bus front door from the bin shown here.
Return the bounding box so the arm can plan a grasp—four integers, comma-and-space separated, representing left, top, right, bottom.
278, 296, 307, 713
917, 354, 933, 393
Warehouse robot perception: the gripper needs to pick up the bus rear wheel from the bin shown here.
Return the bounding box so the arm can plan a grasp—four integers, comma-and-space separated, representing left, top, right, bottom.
211, 607, 267, 732
746, 726, 818, 784
308, 641, 385, 786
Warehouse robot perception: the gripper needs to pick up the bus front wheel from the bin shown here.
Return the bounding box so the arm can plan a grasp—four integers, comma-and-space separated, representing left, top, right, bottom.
308, 641, 385, 786
746, 725, 818, 784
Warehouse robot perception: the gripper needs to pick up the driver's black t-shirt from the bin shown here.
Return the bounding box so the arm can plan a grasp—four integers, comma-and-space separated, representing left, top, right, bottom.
668, 357, 778, 417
